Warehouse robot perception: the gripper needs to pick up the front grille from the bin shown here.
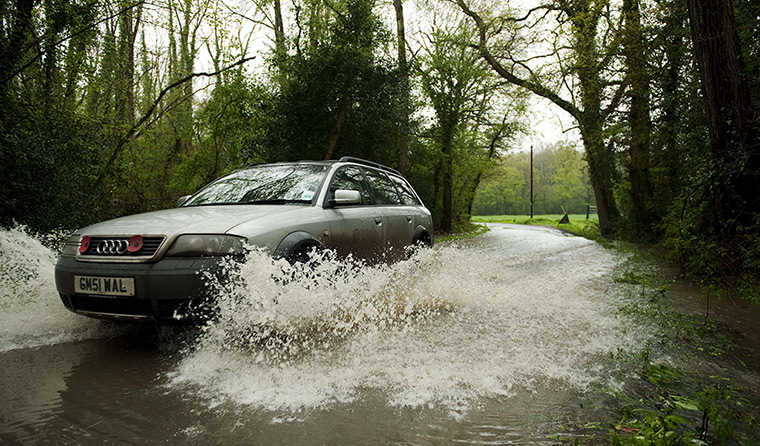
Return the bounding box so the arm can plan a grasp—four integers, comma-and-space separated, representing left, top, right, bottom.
81, 236, 165, 257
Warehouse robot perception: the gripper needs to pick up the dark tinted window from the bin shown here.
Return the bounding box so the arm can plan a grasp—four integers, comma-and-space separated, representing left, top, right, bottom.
329, 167, 372, 205
365, 169, 402, 205
388, 174, 421, 205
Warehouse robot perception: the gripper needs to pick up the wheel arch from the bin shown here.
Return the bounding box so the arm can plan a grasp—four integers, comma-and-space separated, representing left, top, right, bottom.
272, 231, 324, 261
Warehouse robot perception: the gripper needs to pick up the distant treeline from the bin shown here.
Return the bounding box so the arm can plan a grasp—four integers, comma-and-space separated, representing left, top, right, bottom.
473, 142, 594, 216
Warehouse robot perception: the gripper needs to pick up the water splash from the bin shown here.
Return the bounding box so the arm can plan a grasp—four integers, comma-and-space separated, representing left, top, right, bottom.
0, 226, 125, 352
196, 248, 451, 362
170, 227, 652, 415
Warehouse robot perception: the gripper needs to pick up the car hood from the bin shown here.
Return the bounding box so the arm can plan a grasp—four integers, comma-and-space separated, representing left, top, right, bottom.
79, 205, 311, 238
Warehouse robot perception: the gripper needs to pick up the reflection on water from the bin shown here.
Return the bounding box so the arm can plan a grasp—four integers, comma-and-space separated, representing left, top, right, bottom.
0, 337, 605, 445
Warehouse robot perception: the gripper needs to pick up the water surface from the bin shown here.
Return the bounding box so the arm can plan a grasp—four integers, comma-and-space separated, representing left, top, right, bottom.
2, 224, 744, 444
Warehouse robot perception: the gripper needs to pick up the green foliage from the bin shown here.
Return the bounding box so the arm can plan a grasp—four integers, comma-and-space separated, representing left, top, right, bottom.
605, 249, 759, 446
472, 141, 594, 216
660, 160, 760, 299
641, 362, 682, 387
611, 375, 745, 446
0, 106, 104, 230
172, 76, 272, 194
247, 0, 402, 166
611, 407, 692, 446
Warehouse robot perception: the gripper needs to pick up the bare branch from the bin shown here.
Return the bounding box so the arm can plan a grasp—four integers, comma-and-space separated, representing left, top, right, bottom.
602, 73, 629, 119
455, 0, 580, 121
93, 56, 256, 189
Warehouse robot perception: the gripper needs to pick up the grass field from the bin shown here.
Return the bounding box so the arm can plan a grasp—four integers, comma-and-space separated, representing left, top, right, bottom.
471, 214, 604, 243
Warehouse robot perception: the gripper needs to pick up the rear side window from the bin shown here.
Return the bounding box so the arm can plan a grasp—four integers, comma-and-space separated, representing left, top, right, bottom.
387, 175, 421, 205
364, 169, 402, 205
329, 166, 372, 205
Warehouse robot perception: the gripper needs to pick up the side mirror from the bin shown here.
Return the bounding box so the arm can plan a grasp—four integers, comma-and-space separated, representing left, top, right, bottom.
333, 189, 361, 205
177, 195, 191, 207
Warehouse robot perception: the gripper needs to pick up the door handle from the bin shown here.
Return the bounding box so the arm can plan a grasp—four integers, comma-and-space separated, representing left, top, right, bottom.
406, 216, 413, 223
374, 217, 383, 225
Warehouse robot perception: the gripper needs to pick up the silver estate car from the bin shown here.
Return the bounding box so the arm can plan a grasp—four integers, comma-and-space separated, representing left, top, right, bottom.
55, 157, 434, 323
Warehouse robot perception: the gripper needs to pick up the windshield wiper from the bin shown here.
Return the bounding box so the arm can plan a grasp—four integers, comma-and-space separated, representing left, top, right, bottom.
185, 199, 311, 206
237, 199, 311, 205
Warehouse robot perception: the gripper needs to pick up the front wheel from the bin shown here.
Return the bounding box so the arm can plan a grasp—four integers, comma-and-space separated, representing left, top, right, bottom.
285, 243, 323, 265
406, 234, 432, 258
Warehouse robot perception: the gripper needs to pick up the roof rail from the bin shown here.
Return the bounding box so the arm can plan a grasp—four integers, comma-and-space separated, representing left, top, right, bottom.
338, 156, 401, 175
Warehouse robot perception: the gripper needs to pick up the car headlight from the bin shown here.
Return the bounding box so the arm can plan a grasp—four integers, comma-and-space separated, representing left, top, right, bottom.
165, 235, 247, 257
61, 234, 82, 257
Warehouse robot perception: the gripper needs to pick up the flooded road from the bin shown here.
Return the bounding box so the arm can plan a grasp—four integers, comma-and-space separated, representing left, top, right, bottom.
1, 224, 757, 444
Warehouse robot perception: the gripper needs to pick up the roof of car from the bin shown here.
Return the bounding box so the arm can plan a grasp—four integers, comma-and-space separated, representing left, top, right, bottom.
247, 157, 401, 176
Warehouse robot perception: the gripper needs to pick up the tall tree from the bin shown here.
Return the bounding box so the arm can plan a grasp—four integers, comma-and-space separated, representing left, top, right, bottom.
687, 0, 760, 231
622, 0, 653, 237
456, 0, 626, 236
393, 0, 410, 174
418, 20, 508, 232
249, 0, 403, 166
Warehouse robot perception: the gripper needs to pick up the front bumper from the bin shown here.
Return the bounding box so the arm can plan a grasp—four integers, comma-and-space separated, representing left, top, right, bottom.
55, 256, 228, 323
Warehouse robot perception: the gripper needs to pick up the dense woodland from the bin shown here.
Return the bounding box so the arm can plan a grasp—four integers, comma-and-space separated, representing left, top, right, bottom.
1, 0, 759, 294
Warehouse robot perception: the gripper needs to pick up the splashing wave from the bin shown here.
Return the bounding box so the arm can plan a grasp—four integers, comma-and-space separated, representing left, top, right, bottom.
0, 226, 127, 352
170, 227, 651, 414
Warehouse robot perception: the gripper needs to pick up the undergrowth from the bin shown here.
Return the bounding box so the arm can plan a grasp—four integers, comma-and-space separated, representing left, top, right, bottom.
601, 254, 760, 445
435, 222, 489, 242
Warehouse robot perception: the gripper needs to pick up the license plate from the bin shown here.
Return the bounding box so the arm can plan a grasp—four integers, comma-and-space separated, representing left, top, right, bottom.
74, 275, 135, 297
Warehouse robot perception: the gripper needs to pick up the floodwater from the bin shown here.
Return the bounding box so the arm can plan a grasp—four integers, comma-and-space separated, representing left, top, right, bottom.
0, 224, 755, 444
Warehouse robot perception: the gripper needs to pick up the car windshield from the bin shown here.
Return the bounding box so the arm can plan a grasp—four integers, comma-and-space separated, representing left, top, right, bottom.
183, 164, 328, 206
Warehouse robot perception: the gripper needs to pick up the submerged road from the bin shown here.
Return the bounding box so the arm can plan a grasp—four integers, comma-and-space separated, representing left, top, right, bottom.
0, 224, 757, 444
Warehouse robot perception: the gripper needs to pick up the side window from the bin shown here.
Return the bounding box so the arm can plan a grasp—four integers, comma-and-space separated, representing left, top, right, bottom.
329, 167, 372, 205
388, 175, 421, 205
364, 169, 402, 205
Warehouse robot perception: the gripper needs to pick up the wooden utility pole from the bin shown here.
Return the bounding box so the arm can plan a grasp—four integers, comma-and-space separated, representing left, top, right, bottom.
530, 144, 534, 219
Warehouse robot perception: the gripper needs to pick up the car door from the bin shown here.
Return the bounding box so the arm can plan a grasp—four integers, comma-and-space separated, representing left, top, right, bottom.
362, 168, 413, 261
323, 166, 384, 261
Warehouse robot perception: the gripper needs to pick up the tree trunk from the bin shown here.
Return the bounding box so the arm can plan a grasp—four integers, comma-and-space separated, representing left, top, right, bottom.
117, 0, 139, 129
659, 1, 687, 199
687, 0, 760, 227
623, 0, 653, 238
581, 119, 620, 237
325, 79, 352, 160
274, 0, 286, 57
393, 0, 409, 174
573, 8, 621, 237
439, 117, 455, 233
42, 0, 59, 103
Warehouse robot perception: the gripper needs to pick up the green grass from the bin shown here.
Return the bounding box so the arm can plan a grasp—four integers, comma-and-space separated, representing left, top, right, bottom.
472, 214, 605, 244
435, 222, 490, 243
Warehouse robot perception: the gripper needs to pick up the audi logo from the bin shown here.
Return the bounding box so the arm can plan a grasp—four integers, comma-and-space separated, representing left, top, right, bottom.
96, 239, 129, 255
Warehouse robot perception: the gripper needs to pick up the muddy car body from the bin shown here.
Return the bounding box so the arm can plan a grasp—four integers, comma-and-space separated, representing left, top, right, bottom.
55, 157, 433, 323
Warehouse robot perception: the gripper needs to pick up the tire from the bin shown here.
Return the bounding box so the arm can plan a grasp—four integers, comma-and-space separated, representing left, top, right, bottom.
286, 243, 322, 264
